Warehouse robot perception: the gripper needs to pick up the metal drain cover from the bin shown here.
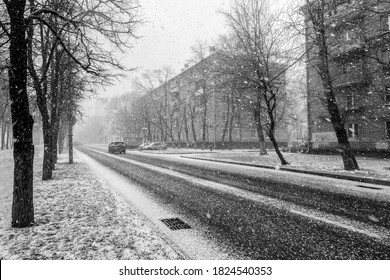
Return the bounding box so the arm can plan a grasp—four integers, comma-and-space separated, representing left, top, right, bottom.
160, 218, 191, 230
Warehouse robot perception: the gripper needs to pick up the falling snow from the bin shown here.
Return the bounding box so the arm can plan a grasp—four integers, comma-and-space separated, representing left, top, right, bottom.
0, 150, 181, 260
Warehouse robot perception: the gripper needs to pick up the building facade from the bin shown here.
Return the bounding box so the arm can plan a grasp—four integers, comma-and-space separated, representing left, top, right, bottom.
138, 53, 293, 149
306, 0, 390, 152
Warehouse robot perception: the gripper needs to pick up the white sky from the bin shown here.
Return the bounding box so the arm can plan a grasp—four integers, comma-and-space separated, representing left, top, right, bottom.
85, 0, 295, 114
77, 0, 295, 136
99, 0, 230, 97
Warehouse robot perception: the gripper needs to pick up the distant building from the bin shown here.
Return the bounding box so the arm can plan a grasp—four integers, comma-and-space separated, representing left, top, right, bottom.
305, 0, 390, 152
139, 53, 292, 149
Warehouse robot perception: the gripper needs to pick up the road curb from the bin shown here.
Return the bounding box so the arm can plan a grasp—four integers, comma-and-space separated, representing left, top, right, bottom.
180, 155, 390, 187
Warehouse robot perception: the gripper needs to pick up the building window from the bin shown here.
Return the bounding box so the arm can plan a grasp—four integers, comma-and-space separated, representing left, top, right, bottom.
347, 63, 358, 73
195, 96, 203, 106
341, 64, 347, 74
250, 115, 255, 124
381, 14, 390, 32
387, 121, 390, 139
251, 129, 257, 138
385, 87, 390, 105
345, 31, 351, 41
347, 123, 359, 139
195, 79, 205, 90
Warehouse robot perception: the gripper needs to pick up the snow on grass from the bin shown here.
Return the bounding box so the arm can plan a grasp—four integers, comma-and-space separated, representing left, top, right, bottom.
189, 151, 390, 181
0, 153, 181, 260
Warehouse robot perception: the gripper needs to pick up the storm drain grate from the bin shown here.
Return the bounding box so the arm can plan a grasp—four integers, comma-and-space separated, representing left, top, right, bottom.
355, 185, 382, 190
160, 218, 191, 230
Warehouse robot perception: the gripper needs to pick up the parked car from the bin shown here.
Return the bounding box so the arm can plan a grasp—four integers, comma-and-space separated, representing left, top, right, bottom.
108, 142, 126, 154
144, 142, 167, 150
137, 143, 150, 150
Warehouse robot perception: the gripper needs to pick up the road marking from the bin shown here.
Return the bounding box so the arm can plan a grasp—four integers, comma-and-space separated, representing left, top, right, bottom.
82, 147, 390, 244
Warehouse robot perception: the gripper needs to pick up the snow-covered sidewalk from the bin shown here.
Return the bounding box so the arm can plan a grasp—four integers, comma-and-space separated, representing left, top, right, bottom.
0, 149, 181, 260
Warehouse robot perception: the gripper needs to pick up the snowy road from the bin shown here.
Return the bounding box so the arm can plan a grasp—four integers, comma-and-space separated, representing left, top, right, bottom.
77, 146, 390, 259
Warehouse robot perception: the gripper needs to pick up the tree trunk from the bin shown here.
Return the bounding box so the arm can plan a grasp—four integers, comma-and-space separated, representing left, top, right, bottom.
267, 107, 289, 165
42, 129, 53, 180
191, 117, 197, 149
1, 121, 5, 150
315, 19, 359, 170
27, 14, 55, 180
228, 92, 236, 150
147, 122, 152, 142
68, 119, 73, 164
6, 121, 10, 149
177, 130, 181, 148
183, 107, 189, 146
201, 91, 207, 149
7, 0, 35, 227
269, 134, 288, 165
49, 49, 62, 168
256, 124, 267, 154
51, 117, 60, 167
237, 110, 242, 142
188, 104, 197, 148
7, 122, 12, 149
228, 110, 234, 150
58, 121, 66, 154
305, 1, 359, 170
176, 117, 182, 148
254, 101, 267, 155
221, 94, 230, 146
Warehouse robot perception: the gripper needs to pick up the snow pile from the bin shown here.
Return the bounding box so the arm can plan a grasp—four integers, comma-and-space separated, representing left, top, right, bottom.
0, 153, 181, 260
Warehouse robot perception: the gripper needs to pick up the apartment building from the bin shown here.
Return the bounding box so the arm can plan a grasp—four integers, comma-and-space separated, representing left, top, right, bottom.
141, 53, 291, 149
305, 0, 390, 152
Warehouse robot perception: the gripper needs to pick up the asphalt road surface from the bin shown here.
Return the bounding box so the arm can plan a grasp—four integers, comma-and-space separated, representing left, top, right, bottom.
77, 146, 390, 259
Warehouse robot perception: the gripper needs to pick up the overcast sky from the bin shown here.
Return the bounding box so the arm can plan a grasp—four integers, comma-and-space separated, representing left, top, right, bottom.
77, 0, 295, 136
100, 0, 230, 97
87, 0, 294, 106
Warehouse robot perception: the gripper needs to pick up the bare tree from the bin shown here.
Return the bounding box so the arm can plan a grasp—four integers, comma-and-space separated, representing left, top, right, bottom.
26, 0, 141, 180
1, 0, 36, 227
61, 62, 85, 164
136, 67, 179, 145
0, 0, 141, 227
106, 91, 143, 144
188, 41, 216, 149
298, 0, 360, 170
216, 76, 240, 149
218, 0, 300, 164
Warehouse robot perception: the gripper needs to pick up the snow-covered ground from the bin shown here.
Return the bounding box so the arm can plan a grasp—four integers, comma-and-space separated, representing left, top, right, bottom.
186, 150, 390, 181
0, 149, 181, 260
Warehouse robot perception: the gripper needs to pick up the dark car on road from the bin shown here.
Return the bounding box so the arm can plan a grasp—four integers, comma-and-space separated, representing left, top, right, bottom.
108, 142, 126, 154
